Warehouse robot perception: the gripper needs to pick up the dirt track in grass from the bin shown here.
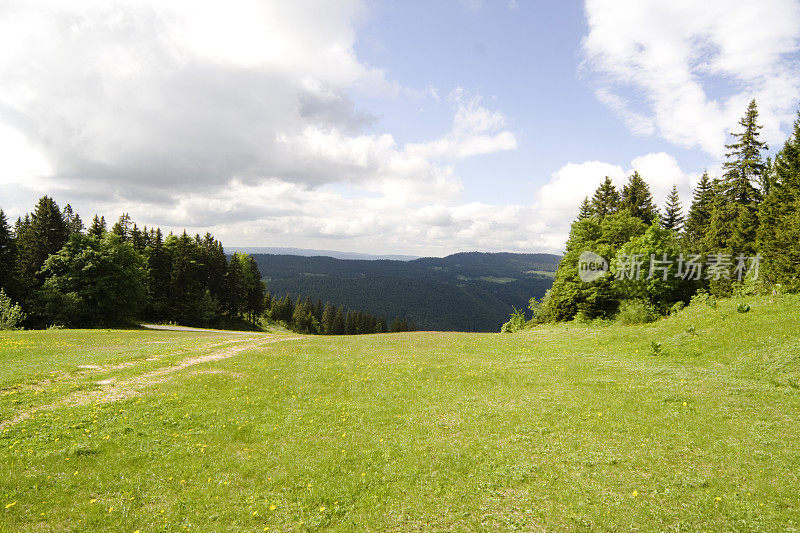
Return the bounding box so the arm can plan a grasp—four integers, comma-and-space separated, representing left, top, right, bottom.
0, 334, 303, 430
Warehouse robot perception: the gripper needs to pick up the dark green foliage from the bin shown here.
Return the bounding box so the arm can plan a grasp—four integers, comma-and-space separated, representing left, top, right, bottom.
321, 302, 336, 334
620, 171, 658, 225
130, 224, 146, 252
0, 210, 17, 299
223, 252, 266, 322
270, 293, 386, 335
723, 99, 768, 204
390, 317, 414, 332
662, 185, 683, 232
15, 196, 69, 295
590, 177, 620, 218
697, 101, 769, 260
2, 197, 407, 334
39, 233, 146, 326
88, 215, 106, 237
145, 229, 171, 321
541, 103, 800, 323
544, 212, 648, 321
269, 294, 294, 323
291, 297, 319, 334
703, 199, 758, 257
612, 223, 695, 312
111, 213, 132, 241
333, 306, 345, 334
757, 112, 800, 288
4, 197, 268, 329
251, 252, 558, 332
62, 204, 84, 236
578, 196, 592, 220
684, 172, 714, 250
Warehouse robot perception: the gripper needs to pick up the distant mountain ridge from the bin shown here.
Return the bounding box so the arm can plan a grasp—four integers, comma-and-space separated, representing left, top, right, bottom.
248, 251, 561, 332
226, 246, 420, 261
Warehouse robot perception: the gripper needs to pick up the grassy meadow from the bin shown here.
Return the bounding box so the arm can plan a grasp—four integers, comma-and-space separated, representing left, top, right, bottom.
2, 295, 800, 531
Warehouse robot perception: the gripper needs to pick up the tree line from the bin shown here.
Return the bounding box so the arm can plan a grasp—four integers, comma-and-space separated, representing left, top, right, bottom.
0, 201, 409, 334
524, 99, 800, 325
0, 201, 266, 328
266, 293, 415, 334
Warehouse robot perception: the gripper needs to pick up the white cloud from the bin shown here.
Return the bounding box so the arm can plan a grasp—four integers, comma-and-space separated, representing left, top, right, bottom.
405, 89, 517, 160
583, 0, 800, 157
532, 152, 697, 250
0, 0, 525, 255
629, 152, 698, 207
594, 88, 655, 136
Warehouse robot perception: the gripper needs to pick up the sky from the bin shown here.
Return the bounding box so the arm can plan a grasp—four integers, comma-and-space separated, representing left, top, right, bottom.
1, 0, 799, 256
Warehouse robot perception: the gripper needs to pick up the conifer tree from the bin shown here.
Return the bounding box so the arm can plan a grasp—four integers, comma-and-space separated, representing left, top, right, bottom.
15, 196, 68, 292
336, 306, 346, 334
590, 177, 620, 218
200, 233, 227, 301
577, 197, 592, 220
321, 302, 335, 334
62, 204, 84, 236
620, 171, 658, 224
242, 255, 266, 322
345, 310, 357, 335
0, 210, 16, 297
145, 228, 171, 320
111, 213, 132, 241
684, 172, 714, 249
662, 185, 683, 232
722, 99, 768, 206
757, 112, 800, 286
130, 224, 146, 252
88, 215, 106, 237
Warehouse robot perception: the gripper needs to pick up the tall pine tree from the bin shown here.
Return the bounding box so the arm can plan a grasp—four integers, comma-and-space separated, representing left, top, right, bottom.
88, 215, 106, 236
662, 185, 683, 232
722, 99, 768, 206
0, 210, 16, 299
15, 196, 69, 293
757, 112, 800, 286
578, 197, 592, 220
620, 171, 658, 225
704, 101, 768, 260
590, 177, 620, 218
684, 172, 714, 249
62, 204, 84, 236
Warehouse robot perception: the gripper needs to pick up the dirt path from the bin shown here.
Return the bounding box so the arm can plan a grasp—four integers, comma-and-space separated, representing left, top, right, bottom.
0, 334, 303, 430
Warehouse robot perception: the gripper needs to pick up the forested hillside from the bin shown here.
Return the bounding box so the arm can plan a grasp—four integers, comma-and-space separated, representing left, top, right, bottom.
250, 252, 560, 331
511, 101, 800, 330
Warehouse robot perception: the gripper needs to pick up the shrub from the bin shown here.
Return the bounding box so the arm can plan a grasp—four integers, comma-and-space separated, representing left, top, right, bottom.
690, 289, 717, 308
612, 223, 695, 313
669, 301, 685, 316
501, 307, 526, 333
650, 341, 663, 356
616, 299, 658, 325
0, 289, 25, 330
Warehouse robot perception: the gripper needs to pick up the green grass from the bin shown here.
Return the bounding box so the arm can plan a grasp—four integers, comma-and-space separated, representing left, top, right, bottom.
2, 294, 800, 531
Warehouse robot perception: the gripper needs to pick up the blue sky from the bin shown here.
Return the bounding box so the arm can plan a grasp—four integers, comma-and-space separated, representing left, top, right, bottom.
0, 0, 799, 255
350, 0, 755, 202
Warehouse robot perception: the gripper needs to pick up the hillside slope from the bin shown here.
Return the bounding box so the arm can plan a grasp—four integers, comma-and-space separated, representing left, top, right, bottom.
251, 251, 560, 331
2, 294, 800, 530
